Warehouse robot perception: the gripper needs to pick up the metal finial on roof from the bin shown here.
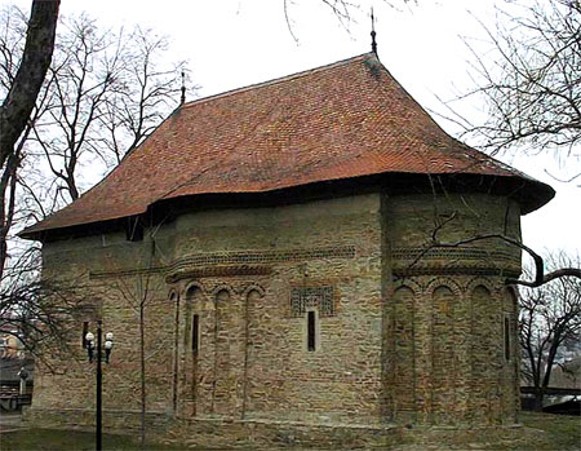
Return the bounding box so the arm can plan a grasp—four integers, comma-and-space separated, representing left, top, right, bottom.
370, 8, 378, 55
180, 71, 186, 105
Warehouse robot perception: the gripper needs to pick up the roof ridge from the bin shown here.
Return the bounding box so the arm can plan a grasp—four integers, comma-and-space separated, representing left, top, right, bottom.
180, 53, 376, 109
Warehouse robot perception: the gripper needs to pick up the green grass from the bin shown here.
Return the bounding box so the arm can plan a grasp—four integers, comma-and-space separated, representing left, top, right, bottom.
0, 428, 186, 451
1, 412, 579, 450
510, 411, 581, 451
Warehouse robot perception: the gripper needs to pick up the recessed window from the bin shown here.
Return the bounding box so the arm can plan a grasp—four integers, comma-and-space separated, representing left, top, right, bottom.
307, 311, 316, 352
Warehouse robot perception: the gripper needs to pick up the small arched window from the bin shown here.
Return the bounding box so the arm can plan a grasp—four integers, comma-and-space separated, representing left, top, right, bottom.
185, 286, 203, 353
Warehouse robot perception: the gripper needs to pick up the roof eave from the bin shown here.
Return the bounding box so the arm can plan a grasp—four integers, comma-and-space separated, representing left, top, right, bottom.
20, 171, 554, 242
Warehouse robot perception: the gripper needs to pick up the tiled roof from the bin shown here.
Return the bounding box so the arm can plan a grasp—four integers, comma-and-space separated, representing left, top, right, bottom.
22, 53, 553, 237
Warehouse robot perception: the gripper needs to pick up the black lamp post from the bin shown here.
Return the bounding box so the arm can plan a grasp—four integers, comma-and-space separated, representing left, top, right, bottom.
84, 320, 114, 451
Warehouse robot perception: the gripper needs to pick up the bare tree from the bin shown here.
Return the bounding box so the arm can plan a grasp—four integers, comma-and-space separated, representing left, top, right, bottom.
0, 7, 190, 281
0, 1, 59, 280
0, 273, 88, 372
108, 238, 165, 449
519, 252, 581, 410
460, 0, 580, 170
0, 7, 188, 398
99, 27, 188, 163
25, 14, 187, 204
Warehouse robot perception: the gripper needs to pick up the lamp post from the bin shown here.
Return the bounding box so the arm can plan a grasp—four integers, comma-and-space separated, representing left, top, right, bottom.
84, 320, 114, 451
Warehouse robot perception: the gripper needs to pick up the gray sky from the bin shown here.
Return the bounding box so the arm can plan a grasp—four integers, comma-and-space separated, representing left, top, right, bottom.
10, 0, 581, 258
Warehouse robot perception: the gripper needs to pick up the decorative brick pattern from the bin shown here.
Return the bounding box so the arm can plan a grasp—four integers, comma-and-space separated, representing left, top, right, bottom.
90, 266, 163, 280
168, 245, 356, 269
391, 247, 521, 278
290, 286, 335, 317
166, 265, 272, 283
392, 247, 517, 261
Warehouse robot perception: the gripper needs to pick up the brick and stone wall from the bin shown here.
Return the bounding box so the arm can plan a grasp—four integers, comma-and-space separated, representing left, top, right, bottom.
27, 190, 523, 446
382, 193, 521, 426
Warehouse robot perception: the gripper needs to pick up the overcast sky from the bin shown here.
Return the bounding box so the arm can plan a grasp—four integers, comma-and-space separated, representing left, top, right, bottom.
9, 0, 581, 259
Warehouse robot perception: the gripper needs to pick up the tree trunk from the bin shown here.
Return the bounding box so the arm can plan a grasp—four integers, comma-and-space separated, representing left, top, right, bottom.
140, 302, 146, 449
533, 388, 544, 412
0, 152, 19, 279
0, 0, 60, 168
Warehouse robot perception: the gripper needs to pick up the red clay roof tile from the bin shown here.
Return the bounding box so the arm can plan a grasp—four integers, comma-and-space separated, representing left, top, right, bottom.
22, 53, 552, 237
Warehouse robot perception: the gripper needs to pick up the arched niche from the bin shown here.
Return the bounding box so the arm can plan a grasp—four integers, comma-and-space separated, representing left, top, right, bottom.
502, 287, 518, 364
468, 284, 502, 423
185, 284, 203, 303
392, 286, 416, 413
168, 290, 179, 303
431, 285, 456, 422
246, 288, 262, 306
215, 289, 231, 303
242, 284, 265, 299
432, 285, 455, 322
425, 277, 462, 300
471, 284, 491, 308
182, 284, 205, 355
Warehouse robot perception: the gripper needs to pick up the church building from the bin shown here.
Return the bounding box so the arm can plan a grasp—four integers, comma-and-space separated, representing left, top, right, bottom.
22, 53, 554, 447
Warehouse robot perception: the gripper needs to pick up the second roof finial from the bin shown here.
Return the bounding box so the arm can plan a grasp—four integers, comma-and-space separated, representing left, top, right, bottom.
371, 8, 378, 55
180, 70, 186, 105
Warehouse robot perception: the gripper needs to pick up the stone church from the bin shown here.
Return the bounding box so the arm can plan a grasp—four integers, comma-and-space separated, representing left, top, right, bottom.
22, 53, 554, 447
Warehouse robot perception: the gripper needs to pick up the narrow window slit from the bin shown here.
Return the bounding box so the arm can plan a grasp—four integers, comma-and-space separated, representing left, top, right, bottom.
307, 311, 316, 352
192, 314, 199, 354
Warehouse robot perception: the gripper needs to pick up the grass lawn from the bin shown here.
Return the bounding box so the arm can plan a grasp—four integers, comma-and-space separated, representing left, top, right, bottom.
0, 428, 185, 451
509, 411, 581, 451
1, 412, 579, 450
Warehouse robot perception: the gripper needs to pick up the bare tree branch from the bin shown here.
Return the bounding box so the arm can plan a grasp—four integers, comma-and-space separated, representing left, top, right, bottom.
459, 0, 580, 164
407, 231, 581, 288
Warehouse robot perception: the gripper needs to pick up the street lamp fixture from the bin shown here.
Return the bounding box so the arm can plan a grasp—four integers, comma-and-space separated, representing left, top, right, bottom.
85, 330, 114, 363
84, 321, 114, 451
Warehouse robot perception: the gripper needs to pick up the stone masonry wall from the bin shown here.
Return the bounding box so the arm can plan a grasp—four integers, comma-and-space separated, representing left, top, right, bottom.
167, 193, 384, 424
32, 193, 385, 427
28, 190, 524, 447
35, 228, 176, 414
